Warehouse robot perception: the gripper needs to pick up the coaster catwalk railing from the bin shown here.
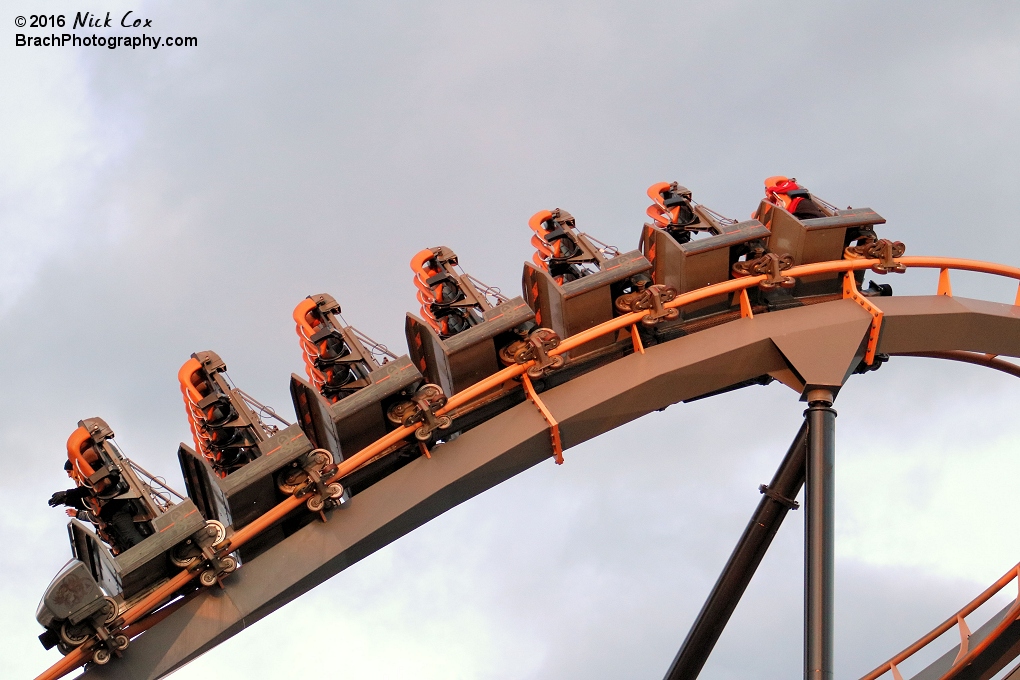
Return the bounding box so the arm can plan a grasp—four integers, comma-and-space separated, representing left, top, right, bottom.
34, 255, 1020, 680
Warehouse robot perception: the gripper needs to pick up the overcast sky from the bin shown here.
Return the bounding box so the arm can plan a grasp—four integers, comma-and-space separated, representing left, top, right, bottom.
3, 1, 1020, 678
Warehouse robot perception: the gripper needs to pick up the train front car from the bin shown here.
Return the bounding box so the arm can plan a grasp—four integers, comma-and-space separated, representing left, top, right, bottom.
36, 560, 118, 661
37, 418, 217, 666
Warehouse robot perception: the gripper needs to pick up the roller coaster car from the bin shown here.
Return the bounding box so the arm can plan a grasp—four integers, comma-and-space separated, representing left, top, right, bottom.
640, 182, 772, 318
177, 352, 330, 561
406, 246, 537, 396
37, 419, 216, 663
292, 356, 424, 463
290, 292, 426, 461
753, 181, 889, 297
523, 209, 652, 356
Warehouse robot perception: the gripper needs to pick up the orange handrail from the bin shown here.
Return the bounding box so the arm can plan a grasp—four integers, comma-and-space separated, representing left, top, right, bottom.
35, 254, 1020, 680
178, 357, 219, 467
220, 424, 419, 555
646, 181, 679, 227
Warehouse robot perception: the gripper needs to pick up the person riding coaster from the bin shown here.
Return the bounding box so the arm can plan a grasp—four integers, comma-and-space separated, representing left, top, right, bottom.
40, 417, 231, 665
49, 419, 157, 554
763, 176, 828, 220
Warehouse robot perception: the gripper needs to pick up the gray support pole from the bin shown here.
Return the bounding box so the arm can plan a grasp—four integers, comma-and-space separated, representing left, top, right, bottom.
664, 424, 807, 680
804, 389, 836, 680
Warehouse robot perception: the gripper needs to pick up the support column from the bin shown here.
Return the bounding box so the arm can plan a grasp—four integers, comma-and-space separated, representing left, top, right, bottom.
804, 389, 836, 680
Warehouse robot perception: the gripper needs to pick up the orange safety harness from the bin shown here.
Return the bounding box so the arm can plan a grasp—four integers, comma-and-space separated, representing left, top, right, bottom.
177, 358, 223, 474
411, 248, 444, 334
410, 248, 474, 336
645, 182, 682, 228
64, 427, 112, 540
528, 209, 588, 285
764, 175, 811, 215
293, 298, 332, 396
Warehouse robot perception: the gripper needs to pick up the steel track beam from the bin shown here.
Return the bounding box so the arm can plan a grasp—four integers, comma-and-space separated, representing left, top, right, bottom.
81, 295, 1020, 679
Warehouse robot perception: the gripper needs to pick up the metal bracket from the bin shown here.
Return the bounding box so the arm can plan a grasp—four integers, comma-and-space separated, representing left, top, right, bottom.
758, 483, 799, 510
843, 271, 884, 365
738, 288, 753, 319
629, 324, 645, 354
521, 373, 563, 464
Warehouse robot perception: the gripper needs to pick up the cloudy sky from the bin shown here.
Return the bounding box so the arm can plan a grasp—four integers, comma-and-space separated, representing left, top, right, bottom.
3, 1, 1020, 678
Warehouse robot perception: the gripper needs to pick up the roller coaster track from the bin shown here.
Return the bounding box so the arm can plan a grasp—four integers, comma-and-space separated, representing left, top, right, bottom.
35, 256, 1020, 680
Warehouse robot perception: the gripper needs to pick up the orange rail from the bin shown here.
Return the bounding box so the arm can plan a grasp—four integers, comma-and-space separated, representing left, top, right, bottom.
859, 564, 1020, 680
121, 594, 196, 639
120, 570, 196, 628
34, 255, 1020, 680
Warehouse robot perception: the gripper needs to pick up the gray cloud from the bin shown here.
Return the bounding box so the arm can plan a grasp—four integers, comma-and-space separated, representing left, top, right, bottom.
3, 0, 1020, 678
